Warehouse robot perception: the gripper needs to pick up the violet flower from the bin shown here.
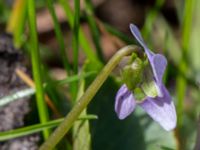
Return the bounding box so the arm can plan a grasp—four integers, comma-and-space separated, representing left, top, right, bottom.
115, 24, 177, 131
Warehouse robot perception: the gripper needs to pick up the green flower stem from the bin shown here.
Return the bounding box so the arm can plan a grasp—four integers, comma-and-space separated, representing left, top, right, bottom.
39, 45, 139, 150
28, 0, 50, 139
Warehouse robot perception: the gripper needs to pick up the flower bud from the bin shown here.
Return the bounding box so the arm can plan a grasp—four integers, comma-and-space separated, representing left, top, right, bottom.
121, 53, 143, 91
120, 53, 160, 102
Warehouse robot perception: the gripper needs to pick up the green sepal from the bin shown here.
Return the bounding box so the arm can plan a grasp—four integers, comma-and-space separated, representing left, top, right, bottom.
121, 57, 143, 90
133, 87, 146, 101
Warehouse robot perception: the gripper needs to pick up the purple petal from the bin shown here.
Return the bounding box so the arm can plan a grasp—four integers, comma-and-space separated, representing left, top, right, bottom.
139, 85, 177, 131
115, 84, 136, 119
130, 24, 147, 48
129, 24, 154, 57
151, 54, 167, 84
130, 23, 167, 84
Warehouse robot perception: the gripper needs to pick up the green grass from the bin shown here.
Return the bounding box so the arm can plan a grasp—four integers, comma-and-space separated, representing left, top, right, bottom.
46, 0, 70, 73
28, 0, 50, 139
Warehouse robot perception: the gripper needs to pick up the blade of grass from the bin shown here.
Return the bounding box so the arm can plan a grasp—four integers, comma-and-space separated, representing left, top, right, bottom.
70, 0, 80, 101
156, 16, 182, 64
174, 1, 196, 149
28, 0, 50, 139
6, 0, 27, 47
46, 0, 70, 73
189, 0, 200, 74
142, 0, 165, 39
0, 71, 95, 108
104, 23, 134, 44
6, 0, 24, 34
72, 0, 80, 73
56, 71, 96, 85
16, 68, 95, 88
85, 0, 104, 62
59, 0, 101, 67
0, 88, 35, 107
0, 115, 97, 142
176, 0, 195, 127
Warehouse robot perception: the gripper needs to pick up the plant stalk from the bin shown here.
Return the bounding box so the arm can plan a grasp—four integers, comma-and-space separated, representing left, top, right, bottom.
39, 45, 139, 150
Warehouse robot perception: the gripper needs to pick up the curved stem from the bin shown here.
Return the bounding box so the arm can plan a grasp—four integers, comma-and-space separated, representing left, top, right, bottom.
39, 45, 139, 150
